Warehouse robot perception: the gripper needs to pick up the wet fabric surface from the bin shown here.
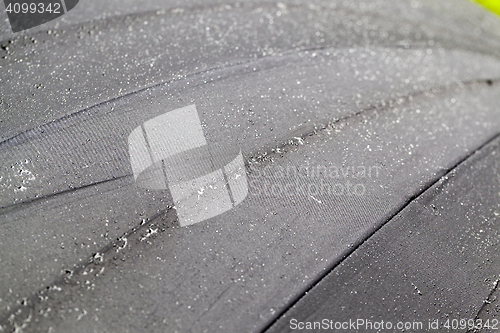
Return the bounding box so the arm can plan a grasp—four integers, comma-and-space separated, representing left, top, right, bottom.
1, 0, 500, 332
267, 133, 500, 333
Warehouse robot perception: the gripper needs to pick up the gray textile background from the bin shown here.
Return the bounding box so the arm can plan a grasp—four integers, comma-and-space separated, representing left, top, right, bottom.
1, 0, 500, 332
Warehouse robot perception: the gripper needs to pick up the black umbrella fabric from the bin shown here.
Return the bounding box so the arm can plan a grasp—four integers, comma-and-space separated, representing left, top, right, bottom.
1, 0, 500, 332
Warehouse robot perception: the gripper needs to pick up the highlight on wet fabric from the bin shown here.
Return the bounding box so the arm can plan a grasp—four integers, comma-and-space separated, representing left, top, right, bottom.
128, 104, 248, 227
